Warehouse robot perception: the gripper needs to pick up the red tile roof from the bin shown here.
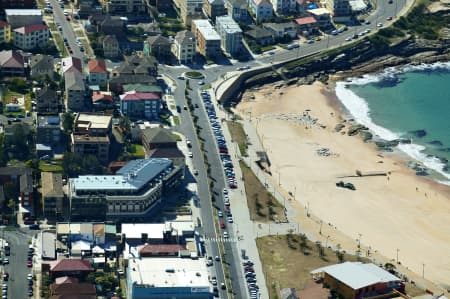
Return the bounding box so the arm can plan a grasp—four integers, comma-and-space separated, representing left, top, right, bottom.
14, 23, 48, 34
88, 59, 107, 74
138, 244, 186, 255
0, 21, 9, 28
50, 259, 93, 272
92, 91, 113, 102
295, 16, 317, 25
120, 91, 161, 101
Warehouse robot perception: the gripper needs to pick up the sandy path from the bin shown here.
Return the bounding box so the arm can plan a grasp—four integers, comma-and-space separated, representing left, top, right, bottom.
236, 82, 450, 289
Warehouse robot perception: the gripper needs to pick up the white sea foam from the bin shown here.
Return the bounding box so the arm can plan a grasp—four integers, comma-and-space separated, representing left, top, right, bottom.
335, 62, 450, 184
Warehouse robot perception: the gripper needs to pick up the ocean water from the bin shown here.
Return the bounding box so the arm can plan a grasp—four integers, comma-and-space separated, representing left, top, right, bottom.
335, 62, 450, 184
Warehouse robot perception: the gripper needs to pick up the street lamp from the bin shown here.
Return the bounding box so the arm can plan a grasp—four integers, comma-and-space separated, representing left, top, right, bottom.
319, 220, 323, 235
325, 235, 330, 248
357, 233, 362, 248
396, 248, 399, 264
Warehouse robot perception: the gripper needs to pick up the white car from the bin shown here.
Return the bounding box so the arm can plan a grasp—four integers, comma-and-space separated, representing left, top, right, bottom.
63, 11, 69, 16
227, 217, 233, 223
223, 231, 229, 238
377, 23, 383, 27
218, 211, 223, 217
188, 152, 193, 158
27, 274, 33, 280
345, 37, 352, 41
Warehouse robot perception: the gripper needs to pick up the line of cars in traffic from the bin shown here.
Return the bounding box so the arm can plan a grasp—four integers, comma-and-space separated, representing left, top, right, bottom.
242, 259, 259, 298
200, 91, 237, 189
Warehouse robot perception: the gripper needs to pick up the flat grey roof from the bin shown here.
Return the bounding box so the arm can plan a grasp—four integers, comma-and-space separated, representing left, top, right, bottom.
71, 158, 172, 191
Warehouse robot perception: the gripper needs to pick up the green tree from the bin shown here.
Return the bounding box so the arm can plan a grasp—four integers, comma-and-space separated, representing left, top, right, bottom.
62, 112, 75, 133
4, 124, 32, 160
8, 77, 28, 93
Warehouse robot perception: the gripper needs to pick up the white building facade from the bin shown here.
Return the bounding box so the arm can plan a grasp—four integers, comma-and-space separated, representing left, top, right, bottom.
215, 15, 242, 56
13, 24, 49, 50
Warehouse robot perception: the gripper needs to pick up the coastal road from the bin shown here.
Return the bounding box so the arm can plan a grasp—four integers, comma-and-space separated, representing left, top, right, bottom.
169, 78, 232, 299
1, 227, 34, 299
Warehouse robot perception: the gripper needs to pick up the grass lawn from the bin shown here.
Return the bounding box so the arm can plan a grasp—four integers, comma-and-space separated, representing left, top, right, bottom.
185, 71, 203, 79
171, 132, 182, 141
257, 235, 370, 299
239, 161, 286, 223
129, 144, 145, 158
39, 160, 63, 172
226, 121, 247, 156
173, 116, 180, 126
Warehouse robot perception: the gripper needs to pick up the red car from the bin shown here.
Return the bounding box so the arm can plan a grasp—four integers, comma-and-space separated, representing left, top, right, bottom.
220, 221, 226, 229
27, 261, 33, 267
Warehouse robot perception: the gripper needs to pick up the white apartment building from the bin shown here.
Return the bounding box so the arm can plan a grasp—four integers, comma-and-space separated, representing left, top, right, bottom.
191, 19, 221, 58
215, 15, 242, 56
271, 0, 296, 15
172, 30, 196, 64
13, 24, 49, 50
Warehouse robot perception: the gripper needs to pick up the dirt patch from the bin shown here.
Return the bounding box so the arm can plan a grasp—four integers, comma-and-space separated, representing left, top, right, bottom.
257, 234, 368, 299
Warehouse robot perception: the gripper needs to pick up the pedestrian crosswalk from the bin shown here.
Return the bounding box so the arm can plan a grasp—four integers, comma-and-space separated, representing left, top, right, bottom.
204, 237, 239, 243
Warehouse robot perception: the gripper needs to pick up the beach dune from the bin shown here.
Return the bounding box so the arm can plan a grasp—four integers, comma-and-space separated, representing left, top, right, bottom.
236, 82, 450, 288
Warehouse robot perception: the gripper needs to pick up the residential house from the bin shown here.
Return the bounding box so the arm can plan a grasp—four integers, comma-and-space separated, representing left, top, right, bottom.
49, 259, 94, 279
61, 56, 82, 76
139, 22, 162, 36
294, 16, 319, 35
191, 19, 221, 58
5, 9, 42, 29
0, 167, 33, 208
203, 0, 226, 22
99, 15, 126, 38
0, 50, 24, 76
307, 8, 331, 27
64, 71, 86, 112
311, 262, 405, 299
0, 21, 11, 43
41, 172, 65, 221
224, 0, 248, 22
13, 24, 49, 50
36, 115, 61, 146
143, 35, 172, 62
29, 54, 54, 80
325, 0, 351, 21
244, 26, 274, 46
249, 0, 273, 21
263, 22, 296, 40
102, 35, 120, 59
174, 0, 204, 26
92, 91, 114, 111
172, 30, 196, 64
49, 283, 96, 299
215, 15, 242, 56
142, 127, 185, 169
270, 0, 296, 15
88, 59, 108, 87
108, 54, 158, 93
119, 90, 161, 120
36, 86, 60, 114
71, 113, 112, 164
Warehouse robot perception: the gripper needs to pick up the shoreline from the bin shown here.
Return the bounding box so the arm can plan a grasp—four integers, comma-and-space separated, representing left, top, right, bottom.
234, 80, 450, 291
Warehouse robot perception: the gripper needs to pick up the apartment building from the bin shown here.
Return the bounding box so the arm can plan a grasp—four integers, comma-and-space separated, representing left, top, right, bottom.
249, 0, 273, 21
172, 30, 196, 64
224, 0, 248, 22
5, 9, 42, 29
88, 59, 108, 87
270, 0, 295, 15
203, 0, 226, 21
215, 15, 242, 56
325, 0, 351, 21
174, 0, 204, 25
102, 0, 147, 16
71, 113, 112, 164
64, 71, 86, 112
0, 21, 10, 43
13, 23, 49, 50
119, 90, 161, 120
191, 19, 221, 58
36, 115, 61, 146
68, 158, 184, 221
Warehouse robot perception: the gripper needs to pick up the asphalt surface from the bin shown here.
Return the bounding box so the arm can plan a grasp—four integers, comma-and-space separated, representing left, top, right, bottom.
50, 0, 84, 60
1, 228, 34, 299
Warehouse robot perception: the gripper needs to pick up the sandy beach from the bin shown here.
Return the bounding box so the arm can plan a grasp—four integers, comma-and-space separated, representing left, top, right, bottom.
235, 82, 450, 289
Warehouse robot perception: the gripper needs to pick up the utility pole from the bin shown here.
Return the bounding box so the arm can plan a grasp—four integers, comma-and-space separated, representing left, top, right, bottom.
358, 233, 362, 248
422, 263, 425, 278
319, 220, 323, 235
396, 248, 399, 264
